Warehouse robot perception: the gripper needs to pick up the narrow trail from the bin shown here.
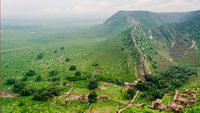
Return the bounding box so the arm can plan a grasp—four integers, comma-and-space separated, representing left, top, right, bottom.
58, 87, 74, 99
131, 28, 151, 81
0, 46, 31, 53
116, 90, 140, 113
189, 40, 196, 49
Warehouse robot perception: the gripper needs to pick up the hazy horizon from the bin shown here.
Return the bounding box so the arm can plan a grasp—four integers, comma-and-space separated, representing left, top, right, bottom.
2, 0, 200, 23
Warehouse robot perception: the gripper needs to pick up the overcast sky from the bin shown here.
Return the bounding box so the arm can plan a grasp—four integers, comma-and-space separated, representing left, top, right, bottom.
2, 0, 200, 22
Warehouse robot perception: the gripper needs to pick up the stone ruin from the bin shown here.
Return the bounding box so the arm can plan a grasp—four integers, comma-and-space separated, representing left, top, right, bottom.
152, 99, 166, 111
124, 81, 138, 88
167, 90, 197, 112
151, 90, 197, 112
70, 94, 88, 102
99, 96, 108, 101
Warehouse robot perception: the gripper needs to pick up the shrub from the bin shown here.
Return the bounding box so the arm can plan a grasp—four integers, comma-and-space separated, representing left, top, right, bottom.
91, 63, 99, 67
20, 87, 35, 96
49, 70, 58, 76
37, 53, 44, 59
88, 81, 98, 90
13, 82, 25, 93
135, 66, 197, 100
26, 70, 36, 76
35, 75, 42, 81
127, 88, 136, 98
21, 76, 28, 81
47, 87, 61, 96
18, 101, 25, 106
61, 47, 64, 50
53, 49, 57, 53
33, 91, 49, 101
65, 58, 70, 62
65, 76, 88, 81
69, 65, 76, 71
75, 71, 81, 76
124, 93, 132, 100
32, 87, 61, 101
5, 78, 16, 85
51, 77, 60, 82
88, 91, 97, 104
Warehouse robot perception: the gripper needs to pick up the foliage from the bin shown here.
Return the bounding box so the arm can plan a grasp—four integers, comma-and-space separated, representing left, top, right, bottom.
66, 76, 89, 81
35, 75, 42, 81
53, 49, 57, 53
5, 78, 16, 85
65, 58, 70, 62
61, 47, 64, 50
91, 63, 99, 67
20, 87, 35, 96
50, 77, 60, 82
33, 87, 61, 101
88, 81, 98, 90
127, 88, 136, 98
25, 70, 36, 77
12, 82, 25, 93
88, 91, 97, 104
75, 71, 81, 76
69, 65, 76, 71
21, 76, 28, 81
49, 70, 58, 76
135, 66, 197, 100
37, 53, 44, 59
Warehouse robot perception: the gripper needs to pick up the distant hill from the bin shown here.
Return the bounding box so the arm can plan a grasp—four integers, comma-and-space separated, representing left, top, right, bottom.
95, 10, 200, 73
93, 10, 186, 36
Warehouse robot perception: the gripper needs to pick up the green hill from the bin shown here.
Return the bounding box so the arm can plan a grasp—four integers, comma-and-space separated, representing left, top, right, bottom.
93, 10, 186, 36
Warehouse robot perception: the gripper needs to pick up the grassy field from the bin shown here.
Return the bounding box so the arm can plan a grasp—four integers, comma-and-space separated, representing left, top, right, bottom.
0, 24, 137, 112
1, 23, 199, 113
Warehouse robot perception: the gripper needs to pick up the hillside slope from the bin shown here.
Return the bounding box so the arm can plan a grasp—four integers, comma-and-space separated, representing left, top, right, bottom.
93, 10, 186, 36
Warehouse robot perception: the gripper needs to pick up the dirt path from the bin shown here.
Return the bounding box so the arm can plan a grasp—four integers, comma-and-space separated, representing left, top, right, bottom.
58, 87, 74, 99
116, 90, 140, 113
0, 46, 31, 53
189, 40, 196, 49
0, 90, 16, 98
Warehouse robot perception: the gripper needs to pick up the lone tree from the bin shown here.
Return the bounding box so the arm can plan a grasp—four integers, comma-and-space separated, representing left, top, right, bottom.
65, 58, 70, 62
26, 70, 36, 77
88, 91, 97, 104
53, 49, 57, 53
127, 88, 136, 98
69, 65, 76, 71
13, 82, 25, 93
5, 78, 16, 85
35, 75, 42, 81
88, 81, 98, 90
75, 71, 81, 76
49, 70, 58, 76
20, 87, 35, 96
61, 47, 64, 51
37, 53, 44, 59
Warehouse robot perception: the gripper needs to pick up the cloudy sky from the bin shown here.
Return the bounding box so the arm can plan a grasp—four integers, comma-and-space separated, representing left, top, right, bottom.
2, 0, 200, 21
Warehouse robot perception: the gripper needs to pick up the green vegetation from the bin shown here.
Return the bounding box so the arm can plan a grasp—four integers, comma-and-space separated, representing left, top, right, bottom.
5, 78, 16, 85
25, 70, 36, 77
69, 65, 76, 71
1, 10, 200, 113
88, 91, 98, 104
136, 66, 197, 100
88, 81, 98, 90
37, 53, 44, 60
127, 88, 136, 98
